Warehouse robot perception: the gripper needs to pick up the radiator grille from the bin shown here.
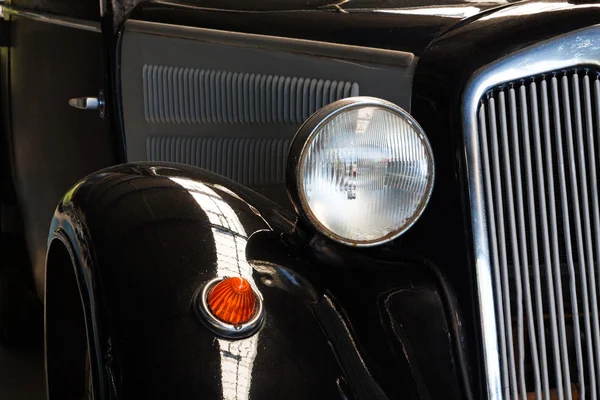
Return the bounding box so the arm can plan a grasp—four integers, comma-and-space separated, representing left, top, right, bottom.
477, 69, 600, 399
142, 65, 359, 125
147, 136, 290, 187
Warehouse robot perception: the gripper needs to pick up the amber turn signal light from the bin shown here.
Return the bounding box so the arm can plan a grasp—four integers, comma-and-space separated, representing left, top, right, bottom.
195, 276, 264, 338
207, 277, 257, 325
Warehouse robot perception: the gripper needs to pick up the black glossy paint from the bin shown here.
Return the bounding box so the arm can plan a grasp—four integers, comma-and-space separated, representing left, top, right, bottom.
46, 163, 469, 399
130, 0, 509, 12
6, 15, 114, 296
126, 0, 507, 56
12, 0, 101, 20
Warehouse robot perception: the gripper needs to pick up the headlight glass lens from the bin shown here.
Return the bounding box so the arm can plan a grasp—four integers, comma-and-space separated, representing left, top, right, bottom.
299, 103, 434, 245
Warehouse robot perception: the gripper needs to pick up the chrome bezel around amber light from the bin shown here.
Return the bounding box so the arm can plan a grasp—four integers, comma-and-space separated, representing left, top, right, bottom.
194, 277, 264, 339
285, 96, 435, 247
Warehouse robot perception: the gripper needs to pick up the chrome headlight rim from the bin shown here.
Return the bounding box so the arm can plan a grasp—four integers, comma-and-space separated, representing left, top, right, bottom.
286, 96, 435, 247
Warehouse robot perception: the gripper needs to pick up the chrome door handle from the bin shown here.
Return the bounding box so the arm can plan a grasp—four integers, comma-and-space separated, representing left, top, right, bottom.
69, 97, 100, 109
68, 90, 105, 118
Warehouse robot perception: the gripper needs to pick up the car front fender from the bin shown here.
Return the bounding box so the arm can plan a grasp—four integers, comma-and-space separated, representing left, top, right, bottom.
46, 162, 354, 399
45, 162, 470, 400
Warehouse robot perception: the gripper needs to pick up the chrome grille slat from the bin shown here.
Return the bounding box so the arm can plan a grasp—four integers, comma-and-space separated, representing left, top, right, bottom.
508, 86, 542, 399
596, 83, 600, 367
531, 79, 565, 400
498, 89, 529, 400
519, 83, 550, 400
540, 78, 572, 400
477, 68, 600, 399
488, 96, 521, 399
557, 74, 588, 400
583, 73, 600, 399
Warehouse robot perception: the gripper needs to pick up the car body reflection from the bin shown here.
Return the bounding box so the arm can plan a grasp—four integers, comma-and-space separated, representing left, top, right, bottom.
170, 177, 259, 400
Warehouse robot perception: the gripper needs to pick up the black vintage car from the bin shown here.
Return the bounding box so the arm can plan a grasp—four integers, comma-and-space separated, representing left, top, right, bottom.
1, 0, 599, 399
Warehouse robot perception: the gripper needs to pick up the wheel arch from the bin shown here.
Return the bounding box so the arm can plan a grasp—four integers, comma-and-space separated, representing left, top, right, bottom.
45, 232, 107, 399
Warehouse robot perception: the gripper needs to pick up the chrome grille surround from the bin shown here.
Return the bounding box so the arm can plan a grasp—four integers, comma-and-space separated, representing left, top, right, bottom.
463, 24, 600, 400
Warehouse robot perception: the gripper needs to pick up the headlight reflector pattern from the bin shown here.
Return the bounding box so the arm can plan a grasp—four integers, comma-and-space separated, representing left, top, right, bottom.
288, 97, 434, 246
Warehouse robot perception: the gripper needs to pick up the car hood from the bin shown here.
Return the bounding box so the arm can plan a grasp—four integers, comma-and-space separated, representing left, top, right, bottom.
124, 0, 515, 55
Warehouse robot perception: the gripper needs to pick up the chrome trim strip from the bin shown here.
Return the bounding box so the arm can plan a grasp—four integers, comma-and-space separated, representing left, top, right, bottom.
1, 4, 101, 33
462, 23, 600, 400
99, 0, 107, 18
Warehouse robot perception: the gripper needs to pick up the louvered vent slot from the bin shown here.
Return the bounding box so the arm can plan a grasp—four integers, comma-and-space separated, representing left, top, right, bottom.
147, 136, 290, 187
142, 65, 360, 125
477, 69, 600, 400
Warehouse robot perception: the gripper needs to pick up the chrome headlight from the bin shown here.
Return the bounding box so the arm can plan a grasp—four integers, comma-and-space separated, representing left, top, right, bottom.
286, 97, 434, 247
